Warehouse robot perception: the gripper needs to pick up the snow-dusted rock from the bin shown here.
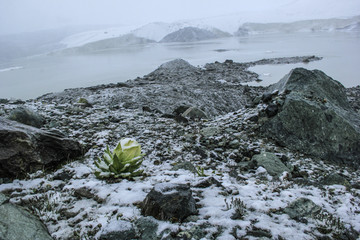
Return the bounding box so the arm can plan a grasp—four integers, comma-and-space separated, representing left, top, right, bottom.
0, 117, 83, 178
98, 219, 136, 240
252, 152, 290, 179
8, 106, 45, 128
141, 183, 197, 222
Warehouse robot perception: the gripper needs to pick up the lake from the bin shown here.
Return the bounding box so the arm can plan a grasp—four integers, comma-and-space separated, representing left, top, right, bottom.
0, 31, 359, 100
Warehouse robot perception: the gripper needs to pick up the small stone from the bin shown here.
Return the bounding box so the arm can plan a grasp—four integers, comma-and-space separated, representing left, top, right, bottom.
229, 139, 240, 149
200, 127, 221, 138
262, 93, 273, 103
265, 103, 279, 117
74, 187, 95, 199
171, 162, 197, 173
320, 173, 350, 187
194, 177, 222, 188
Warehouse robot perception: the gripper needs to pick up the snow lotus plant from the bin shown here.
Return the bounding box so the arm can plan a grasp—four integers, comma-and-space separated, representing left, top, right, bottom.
95, 138, 144, 179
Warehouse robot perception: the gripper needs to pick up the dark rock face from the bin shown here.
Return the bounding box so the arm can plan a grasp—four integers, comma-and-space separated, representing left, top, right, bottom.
8, 106, 45, 128
0, 117, 83, 178
260, 68, 360, 168
141, 183, 197, 222
0, 193, 53, 240
160, 27, 225, 42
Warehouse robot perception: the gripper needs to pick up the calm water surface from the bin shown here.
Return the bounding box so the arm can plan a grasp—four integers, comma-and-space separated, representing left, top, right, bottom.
0, 32, 359, 100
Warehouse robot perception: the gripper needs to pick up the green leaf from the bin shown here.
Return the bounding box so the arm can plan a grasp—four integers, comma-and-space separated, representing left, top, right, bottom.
94, 138, 145, 180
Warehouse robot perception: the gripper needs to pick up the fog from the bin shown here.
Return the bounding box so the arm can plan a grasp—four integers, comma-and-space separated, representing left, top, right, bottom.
1, 0, 360, 35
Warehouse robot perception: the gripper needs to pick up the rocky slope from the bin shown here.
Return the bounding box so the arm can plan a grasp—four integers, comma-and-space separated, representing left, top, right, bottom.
0, 57, 359, 240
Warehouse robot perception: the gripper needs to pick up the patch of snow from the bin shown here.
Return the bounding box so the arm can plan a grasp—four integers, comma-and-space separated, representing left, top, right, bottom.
0, 66, 23, 73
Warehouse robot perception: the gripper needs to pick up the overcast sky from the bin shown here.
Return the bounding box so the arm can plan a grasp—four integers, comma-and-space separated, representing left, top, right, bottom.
0, 0, 359, 35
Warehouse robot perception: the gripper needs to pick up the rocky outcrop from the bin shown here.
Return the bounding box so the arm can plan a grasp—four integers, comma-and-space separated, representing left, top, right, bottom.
0, 193, 53, 240
160, 27, 229, 42
141, 183, 197, 222
0, 117, 83, 178
260, 68, 360, 168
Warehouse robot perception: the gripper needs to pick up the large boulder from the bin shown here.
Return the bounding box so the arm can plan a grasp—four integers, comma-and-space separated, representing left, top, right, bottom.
260, 68, 360, 168
8, 106, 45, 128
0, 193, 53, 240
141, 183, 197, 222
0, 117, 83, 179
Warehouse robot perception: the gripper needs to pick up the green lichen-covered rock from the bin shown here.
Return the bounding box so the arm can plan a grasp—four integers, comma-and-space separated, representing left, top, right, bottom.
260, 68, 360, 168
284, 198, 321, 220
134, 217, 158, 240
252, 152, 290, 178
0, 193, 53, 240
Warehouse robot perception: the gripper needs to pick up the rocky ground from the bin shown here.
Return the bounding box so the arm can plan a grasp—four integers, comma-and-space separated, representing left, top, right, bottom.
0, 56, 359, 240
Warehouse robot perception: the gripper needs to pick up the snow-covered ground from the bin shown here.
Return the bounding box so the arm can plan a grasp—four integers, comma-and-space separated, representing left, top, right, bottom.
0, 85, 359, 239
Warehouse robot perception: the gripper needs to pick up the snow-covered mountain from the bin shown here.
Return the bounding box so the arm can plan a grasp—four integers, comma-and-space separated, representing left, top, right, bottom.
235, 15, 360, 35
59, 14, 360, 50
60, 25, 137, 48
62, 34, 155, 54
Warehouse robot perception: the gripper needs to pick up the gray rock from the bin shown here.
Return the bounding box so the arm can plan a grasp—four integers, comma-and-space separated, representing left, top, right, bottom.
252, 152, 290, 178
194, 177, 222, 188
98, 219, 136, 240
260, 68, 360, 168
141, 183, 197, 222
0, 193, 53, 240
265, 103, 279, 117
0, 117, 83, 179
284, 198, 322, 220
171, 161, 197, 173
134, 217, 159, 240
8, 106, 45, 128
181, 106, 208, 120
200, 127, 221, 138
320, 173, 350, 187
